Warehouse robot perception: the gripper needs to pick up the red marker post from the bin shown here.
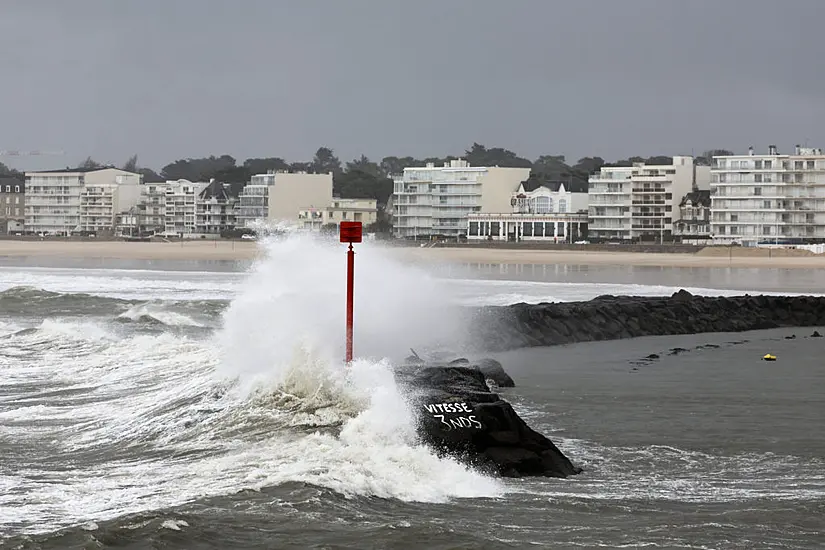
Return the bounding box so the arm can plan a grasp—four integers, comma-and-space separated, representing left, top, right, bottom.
339, 221, 362, 365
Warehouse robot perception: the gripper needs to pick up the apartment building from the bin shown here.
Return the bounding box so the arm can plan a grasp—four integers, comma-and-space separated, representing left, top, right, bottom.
392, 159, 531, 238
141, 179, 208, 236
24, 167, 142, 235
710, 145, 825, 244
467, 182, 588, 242
196, 179, 236, 235
588, 156, 709, 241
236, 171, 333, 228
0, 177, 24, 234
298, 198, 378, 231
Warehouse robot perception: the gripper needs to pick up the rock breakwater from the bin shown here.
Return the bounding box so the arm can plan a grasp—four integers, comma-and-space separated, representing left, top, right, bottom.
471, 290, 825, 352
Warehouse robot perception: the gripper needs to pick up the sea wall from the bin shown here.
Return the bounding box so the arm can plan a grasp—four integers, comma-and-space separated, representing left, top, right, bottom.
470, 290, 825, 351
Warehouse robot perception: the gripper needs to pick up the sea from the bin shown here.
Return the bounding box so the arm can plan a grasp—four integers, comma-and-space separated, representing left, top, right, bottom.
1, 235, 823, 549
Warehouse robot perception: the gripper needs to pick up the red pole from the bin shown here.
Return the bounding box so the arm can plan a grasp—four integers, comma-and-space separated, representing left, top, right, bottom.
345, 242, 355, 364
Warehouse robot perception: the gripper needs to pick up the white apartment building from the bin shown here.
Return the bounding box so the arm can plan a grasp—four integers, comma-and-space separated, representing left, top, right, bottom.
196, 179, 236, 235
24, 167, 142, 235
298, 197, 378, 231
236, 171, 333, 228
710, 145, 825, 244
467, 182, 588, 242
392, 159, 531, 238
132, 178, 235, 238
136, 179, 208, 237
588, 156, 709, 241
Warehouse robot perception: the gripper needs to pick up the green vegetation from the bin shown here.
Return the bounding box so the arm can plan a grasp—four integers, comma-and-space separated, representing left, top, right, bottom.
1, 145, 734, 207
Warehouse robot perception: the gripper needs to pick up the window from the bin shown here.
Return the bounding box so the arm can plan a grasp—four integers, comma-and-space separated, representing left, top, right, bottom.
533, 196, 552, 213
558, 199, 567, 213
764, 160, 772, 169
14, 186, 19, 193
730, 214, 738, 222
807, 161, 815, 170
755, 160, 763, 169
754, 174, 762, 183
753, 187, 762, 196
763, 200, 771, 209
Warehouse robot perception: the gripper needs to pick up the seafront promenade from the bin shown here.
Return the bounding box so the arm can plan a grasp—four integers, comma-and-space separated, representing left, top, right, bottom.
1, 239, 824, 269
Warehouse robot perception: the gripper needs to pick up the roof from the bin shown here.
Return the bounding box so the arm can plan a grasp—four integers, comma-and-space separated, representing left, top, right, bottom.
199, 178, 230, 201
680, 190, 711, 207
27, 165, 119, 174
521, 173, 588, 193
0, 176, 24, 192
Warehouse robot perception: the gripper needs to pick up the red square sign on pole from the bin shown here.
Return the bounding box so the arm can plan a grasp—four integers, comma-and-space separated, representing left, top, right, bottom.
339, 221, 362, 243
339, 222, 362, 364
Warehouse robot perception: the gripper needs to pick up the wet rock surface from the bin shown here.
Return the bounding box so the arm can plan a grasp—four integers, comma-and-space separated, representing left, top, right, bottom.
470, 290, 825, 352
393, 365, 580, 478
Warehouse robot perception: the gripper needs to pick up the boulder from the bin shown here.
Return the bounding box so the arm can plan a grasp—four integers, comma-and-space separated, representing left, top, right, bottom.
475, 357, 515, 388
393, 365, 580, 478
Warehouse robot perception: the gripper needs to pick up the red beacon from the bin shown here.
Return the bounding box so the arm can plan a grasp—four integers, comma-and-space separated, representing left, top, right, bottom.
339, 222, 362, 364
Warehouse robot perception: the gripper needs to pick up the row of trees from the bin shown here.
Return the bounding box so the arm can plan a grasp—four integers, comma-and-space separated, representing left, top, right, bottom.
1, 144, 735, 206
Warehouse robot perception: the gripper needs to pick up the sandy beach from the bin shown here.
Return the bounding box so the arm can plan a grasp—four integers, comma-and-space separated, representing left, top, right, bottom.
1, 239, 825, 269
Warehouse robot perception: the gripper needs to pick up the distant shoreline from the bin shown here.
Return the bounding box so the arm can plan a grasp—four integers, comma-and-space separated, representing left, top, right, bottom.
1, 239, 824, 269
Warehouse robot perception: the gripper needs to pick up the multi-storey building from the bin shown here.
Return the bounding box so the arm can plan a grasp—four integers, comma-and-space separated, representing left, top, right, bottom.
673, 190, 711, 240
0, 177, 24, 234
24, 167, 142, 235
130, 178, 235, 237
467, 182, 588, 241
298, 198, 378, 231
196, 179, 236, 235
236, 182, 269, 227
137, 182, 168, 232
710, 145, 825, 244
236, 171, 333, 228
392, 159, 531, 238
588, 156, 709, 241
160, 179, 207, 236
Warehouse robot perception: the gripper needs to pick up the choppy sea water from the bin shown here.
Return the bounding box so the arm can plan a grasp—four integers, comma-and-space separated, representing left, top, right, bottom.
1, 236, 823, 549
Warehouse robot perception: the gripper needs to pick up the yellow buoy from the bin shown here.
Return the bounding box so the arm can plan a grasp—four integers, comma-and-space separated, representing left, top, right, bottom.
762, 354, 777, 361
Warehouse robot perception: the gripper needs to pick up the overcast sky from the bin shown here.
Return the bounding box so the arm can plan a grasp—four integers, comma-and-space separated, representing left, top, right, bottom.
2, 0, 824, 171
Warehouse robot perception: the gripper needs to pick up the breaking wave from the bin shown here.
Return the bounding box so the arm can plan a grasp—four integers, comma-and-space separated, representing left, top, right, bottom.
0, 232, 503, 536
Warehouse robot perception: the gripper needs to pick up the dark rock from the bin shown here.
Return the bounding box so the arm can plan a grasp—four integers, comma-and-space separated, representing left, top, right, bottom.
812, 331, 823, 338
785, 334, 797, 340
467, 292, 825, 352
668, 347, 689, 355
475, 357, 515, 388
394, 365, 580, 478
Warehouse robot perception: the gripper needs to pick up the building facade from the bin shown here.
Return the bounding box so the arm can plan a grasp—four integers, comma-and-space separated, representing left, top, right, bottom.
236, 171, 334, 228
24, 167, 142, 235
588, 156, 709, 241
392, 159, 531, 238
0, 177, 24, 234
196, 179, 236, 235
298, 198, 378, 231
673, 190, 711, 240
710, 145, 825, 244
467, 182, 588, 241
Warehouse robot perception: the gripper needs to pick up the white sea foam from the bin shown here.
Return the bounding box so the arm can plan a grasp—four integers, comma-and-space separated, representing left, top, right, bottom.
0, 233, 505, 535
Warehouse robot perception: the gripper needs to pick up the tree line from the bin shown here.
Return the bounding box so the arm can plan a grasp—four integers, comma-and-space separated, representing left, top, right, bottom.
0, 144, 734, 206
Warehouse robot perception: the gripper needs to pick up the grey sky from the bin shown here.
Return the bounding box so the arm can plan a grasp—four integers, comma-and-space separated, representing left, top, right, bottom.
2, 0, 824, 172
